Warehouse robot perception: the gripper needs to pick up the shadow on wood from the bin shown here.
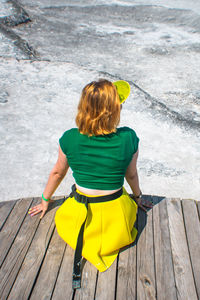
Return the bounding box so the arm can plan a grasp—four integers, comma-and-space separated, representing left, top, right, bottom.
120, 194, 166, 253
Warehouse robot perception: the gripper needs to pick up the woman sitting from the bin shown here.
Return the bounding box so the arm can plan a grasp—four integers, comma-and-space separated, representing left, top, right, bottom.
29, 79, 153, 289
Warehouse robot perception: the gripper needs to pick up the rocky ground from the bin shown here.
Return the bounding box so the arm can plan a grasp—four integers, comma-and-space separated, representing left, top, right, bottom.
0, 0, 200, 201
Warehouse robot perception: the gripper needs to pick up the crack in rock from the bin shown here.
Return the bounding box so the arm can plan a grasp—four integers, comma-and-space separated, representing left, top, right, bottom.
0, 0, 31, 27
96, 70, 200, 133
129, 81, 200, 133
0, 24, 39, 59
0, 0, 39, 59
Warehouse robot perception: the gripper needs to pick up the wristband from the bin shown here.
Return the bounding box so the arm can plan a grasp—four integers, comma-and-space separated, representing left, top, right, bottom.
42, 193, 50, 202
133, 191, 142, 199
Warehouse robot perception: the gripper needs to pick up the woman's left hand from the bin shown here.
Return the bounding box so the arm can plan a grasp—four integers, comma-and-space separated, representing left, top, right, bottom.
135, 197, 153, 212
28, 199, 53, 219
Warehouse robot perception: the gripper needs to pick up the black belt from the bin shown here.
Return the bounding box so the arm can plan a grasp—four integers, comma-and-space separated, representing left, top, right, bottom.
69, 184, 123, 289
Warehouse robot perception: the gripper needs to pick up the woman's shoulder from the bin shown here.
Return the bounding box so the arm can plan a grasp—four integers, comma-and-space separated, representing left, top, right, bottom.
59, 128, 80, 153
61, 128, 79, 138
117, 126, 138, 137
117, 127, 139, 153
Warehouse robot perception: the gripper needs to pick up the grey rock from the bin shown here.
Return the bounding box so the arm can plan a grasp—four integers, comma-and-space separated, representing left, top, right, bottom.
0, 91, 9, 103
194, 91, 200, 99
0, 0, 200, 201
146, 47, 170, 55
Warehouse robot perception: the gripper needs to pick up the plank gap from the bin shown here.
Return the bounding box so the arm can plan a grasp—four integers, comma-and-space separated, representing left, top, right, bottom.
153, 197, 178, 299
50, 243, 67, 300
0, 197, 35, 268
136, 201, 156, 300
181, 200, 200, 299
196, 201, 200, 221
51, 244, 74, 300
0, 200, 17, 231
167, 198, 180, 300
93, 271, 99, 300
114, 255, 119, 300
167, 198, 198, 299
151, 197, 157, 299
72, 288, 76, 300
135, 212, 138, 299
2, 216, 42, 300
28, 226, 56, 300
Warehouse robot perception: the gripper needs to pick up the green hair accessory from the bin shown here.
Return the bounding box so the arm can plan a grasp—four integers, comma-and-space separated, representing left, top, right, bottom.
113, 80, 131, 103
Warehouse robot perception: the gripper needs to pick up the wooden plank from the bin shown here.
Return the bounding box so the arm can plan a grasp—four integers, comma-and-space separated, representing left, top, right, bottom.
7, 200, 62, 300
30, 228, 66, 300
74, 259, 98, 300
0, 200, 16, 230
136, 203, 156, 300
0, 198, 41, 299
116, 243, 137, 300
0, 197, 33, 266
167, 198, 198, 300
95, 258, 117, 300
197, 201, 200, 219
181, 199, 200, 299
51, 245, 74, 300
153, 197, 177, 300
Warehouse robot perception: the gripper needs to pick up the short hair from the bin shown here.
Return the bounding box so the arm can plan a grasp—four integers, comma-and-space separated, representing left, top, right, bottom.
76, 79, 120, 136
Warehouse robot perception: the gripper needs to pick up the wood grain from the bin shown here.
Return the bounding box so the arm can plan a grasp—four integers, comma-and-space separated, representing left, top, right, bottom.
116, 244, 137, 300
95, 258, 117, 300
51, 245, 74, 300
181, 199, 200, 299
0, 200, 16, 230
74, 259, 98, 300
167, 198, 198, 300
153, 197, 177, 300
30, 227, 66, 299
197, 201, 200, 220
0, 197, 33, 266
1, 197, 199, 300
136, 204, 156, 300
0, 198, 41, 299
7, 201, 58, 300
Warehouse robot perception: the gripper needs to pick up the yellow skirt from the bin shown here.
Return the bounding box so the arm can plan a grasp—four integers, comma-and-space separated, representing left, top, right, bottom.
55, 187, 138, 272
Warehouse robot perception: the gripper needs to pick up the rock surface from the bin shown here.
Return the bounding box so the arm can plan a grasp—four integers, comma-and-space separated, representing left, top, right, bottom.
0, 0, 200, 201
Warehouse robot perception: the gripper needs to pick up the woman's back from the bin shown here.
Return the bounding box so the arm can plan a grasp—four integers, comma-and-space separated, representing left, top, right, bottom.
59, 126, 139, 190
29, 79, 153, 290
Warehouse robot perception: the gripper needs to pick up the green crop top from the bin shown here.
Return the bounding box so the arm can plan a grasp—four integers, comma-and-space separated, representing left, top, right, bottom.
59, 127, 139, 190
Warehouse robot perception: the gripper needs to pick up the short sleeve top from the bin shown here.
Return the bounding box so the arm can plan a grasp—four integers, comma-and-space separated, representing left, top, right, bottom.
59, 126, 139, 190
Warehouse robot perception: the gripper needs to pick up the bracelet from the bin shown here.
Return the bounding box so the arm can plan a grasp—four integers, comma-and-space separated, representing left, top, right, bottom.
42, 193, 50, 202
133, 191, 142, 199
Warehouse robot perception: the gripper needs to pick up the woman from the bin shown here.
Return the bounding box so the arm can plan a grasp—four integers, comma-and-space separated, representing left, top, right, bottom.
29, 79, 153, 289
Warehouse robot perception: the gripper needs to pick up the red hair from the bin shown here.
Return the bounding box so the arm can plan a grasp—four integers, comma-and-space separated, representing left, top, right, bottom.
76, 79, 120, 136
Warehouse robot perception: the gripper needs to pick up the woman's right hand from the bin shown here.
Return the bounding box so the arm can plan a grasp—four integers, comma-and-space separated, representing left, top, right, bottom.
28, 199, 51, 219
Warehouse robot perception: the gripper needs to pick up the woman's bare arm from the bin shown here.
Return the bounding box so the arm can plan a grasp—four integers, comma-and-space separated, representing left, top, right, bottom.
125, 149, 153, 212
42, 145, 69, 199
125, 150, 141, 196
29, 145, 69, 218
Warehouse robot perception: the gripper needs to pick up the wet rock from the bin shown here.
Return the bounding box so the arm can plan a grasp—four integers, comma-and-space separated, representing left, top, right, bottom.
194, 91, 200, 99
0, 91, 9, 103
0, 1, 200, 202
161, 34, 171, 39
0, 0, 37, 59
139, 159, 186, 177
147, 47, 170, 55
0, 1, 31, 27
0, 24, 39, 59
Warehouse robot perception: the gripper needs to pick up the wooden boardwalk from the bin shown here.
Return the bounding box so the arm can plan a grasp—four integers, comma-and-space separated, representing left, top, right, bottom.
0, 195, 200, 300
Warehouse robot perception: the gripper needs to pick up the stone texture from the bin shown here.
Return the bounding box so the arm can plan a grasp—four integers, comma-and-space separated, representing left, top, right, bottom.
0, 0, 199, 201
